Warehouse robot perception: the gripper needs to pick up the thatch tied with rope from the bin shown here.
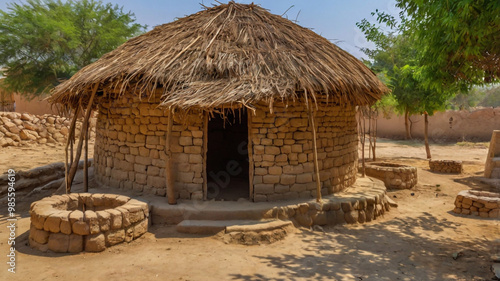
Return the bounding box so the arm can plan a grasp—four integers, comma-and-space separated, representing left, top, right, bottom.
49, 2, 388, 204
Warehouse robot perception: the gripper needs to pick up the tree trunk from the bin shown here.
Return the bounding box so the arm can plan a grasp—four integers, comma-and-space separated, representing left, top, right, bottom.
424, 112, 431, 159
404, 109, 412, 140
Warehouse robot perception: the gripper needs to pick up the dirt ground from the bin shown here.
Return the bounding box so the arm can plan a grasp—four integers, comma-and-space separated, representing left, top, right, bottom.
0, 139, 95, 172
0, 139, 498, 280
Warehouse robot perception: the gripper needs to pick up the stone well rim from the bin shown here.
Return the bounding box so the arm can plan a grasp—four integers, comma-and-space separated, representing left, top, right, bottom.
365, 162, 417, 170
29, 193, 149, 253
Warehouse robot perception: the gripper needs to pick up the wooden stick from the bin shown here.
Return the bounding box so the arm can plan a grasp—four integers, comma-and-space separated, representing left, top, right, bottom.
360, 108, 366, 177
247, 111, 254, 201
67, 85, 98, 191
84, 118, 89, 192
64, 106, 80, 194
70, 137, 74, 169
202, 111, 208, 200
165, 108, 176, 204
306, 95, 322, 202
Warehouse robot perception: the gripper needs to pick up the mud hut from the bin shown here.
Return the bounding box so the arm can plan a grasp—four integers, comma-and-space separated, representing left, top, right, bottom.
49, 2, 388, 203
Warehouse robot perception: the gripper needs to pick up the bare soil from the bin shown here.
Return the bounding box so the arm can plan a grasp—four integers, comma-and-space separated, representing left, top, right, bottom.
0, 139, 498, 280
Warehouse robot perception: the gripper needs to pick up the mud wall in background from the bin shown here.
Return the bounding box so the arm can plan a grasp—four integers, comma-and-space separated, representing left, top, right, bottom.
376, 107, 500, 142
13, 93, 59, 116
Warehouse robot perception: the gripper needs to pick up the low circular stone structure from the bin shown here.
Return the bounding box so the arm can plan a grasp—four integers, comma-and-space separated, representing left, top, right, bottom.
364, 162, 417, 189
453, 190, 500, 218
29, 193, 149, 253
429, 159, 463, 174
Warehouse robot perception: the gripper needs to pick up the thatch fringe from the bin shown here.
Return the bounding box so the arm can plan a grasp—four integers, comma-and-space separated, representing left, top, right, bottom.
49, 2, 388, 110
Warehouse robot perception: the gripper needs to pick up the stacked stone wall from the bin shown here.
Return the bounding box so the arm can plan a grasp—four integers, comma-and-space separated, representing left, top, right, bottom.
95, 94, 358, 202
429, 160, 463, 173
0, 112, 95, 147
94, 94, 204, 200
250, 100, 358, 202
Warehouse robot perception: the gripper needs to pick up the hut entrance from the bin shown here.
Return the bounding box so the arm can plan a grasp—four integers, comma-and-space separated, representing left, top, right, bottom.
206, 109, 249, 201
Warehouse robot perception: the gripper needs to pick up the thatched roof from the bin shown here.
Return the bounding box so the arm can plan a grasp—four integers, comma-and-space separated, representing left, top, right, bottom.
49, 2, 389, 110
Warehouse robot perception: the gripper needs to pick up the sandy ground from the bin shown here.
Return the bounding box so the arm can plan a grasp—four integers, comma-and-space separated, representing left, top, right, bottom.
0, 140, 95, 172
0, 139, 499, 280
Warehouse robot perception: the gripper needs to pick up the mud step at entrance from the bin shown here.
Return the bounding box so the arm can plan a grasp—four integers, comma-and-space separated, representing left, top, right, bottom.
176, 219, 292, 235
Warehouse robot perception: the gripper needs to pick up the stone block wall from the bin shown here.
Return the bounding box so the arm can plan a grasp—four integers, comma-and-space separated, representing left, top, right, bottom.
429, 160, 463, 173
94, 94, 204, 200
94, 93, 359, 202
250, 100, 358, 202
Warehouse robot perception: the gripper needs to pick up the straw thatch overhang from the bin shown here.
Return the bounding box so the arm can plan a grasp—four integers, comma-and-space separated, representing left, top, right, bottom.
49, 1, 388, 111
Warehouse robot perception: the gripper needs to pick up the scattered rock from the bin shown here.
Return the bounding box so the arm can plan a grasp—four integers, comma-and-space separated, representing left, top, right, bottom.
452, 251, 464, 260
312, 225, 324, 232
492, 263, 500, 279
0, 112, 95, 147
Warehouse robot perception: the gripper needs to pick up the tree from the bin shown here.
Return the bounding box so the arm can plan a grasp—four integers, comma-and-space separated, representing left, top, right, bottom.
0, 0, 145, 97
358, 0, 499, 158
372, 0, 500, 89
357, 23, 448, 158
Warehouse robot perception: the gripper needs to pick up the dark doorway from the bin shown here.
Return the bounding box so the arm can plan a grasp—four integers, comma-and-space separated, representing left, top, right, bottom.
206, 109, 249, 201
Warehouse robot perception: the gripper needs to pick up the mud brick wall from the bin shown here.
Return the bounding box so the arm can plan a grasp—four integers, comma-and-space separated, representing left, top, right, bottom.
94, 94, 204, 200
250, 100, 358, 202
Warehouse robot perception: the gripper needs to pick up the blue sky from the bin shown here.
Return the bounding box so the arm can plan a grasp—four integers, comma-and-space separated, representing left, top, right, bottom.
0, 0, 399, 59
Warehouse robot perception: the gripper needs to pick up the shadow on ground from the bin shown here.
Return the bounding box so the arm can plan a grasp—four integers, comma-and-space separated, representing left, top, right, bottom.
230, 212, 494, 281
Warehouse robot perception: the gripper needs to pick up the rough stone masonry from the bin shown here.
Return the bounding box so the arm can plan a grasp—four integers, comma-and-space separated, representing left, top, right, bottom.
94, 93, 359, 202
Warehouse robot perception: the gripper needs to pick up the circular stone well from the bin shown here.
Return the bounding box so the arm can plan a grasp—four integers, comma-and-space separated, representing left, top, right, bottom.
453, 190, 500, 218
364, 162, 417, 189
29, 193, 149, 253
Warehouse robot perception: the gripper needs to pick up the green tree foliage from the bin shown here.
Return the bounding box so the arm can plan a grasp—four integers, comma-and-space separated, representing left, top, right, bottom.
358, 15, 449, 158
0, 0, 145, 97
372, 0, 500, 90
450, 84, 500, 109
479, 85, 500, 107
356, 20, 448, 129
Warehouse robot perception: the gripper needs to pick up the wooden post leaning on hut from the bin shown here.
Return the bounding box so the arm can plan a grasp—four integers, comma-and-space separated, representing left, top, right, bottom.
83, 119, 89, 192
64, 106, 80, 194
247, 111, 255, 201
202, 111, 208, 200
165, 108, 176, 204
306, 95, 322, 202
66, 85, 98, 191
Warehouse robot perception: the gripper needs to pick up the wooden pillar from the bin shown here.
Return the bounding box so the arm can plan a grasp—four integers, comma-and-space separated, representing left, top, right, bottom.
64, 106, 80, 194
83, 119, 89, 192
247, 112, 254, 201
307, 96, 322, 202
165, 108, 176, 204
67, 85, 98, 192
202, 111, 208, 200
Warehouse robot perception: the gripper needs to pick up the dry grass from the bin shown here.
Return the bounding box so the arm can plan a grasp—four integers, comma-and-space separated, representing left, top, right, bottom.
49, 2, 389, 112
456, 141, 489, 149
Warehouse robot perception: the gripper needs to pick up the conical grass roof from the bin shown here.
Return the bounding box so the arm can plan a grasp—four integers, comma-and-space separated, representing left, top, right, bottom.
49, 2, 389, 110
